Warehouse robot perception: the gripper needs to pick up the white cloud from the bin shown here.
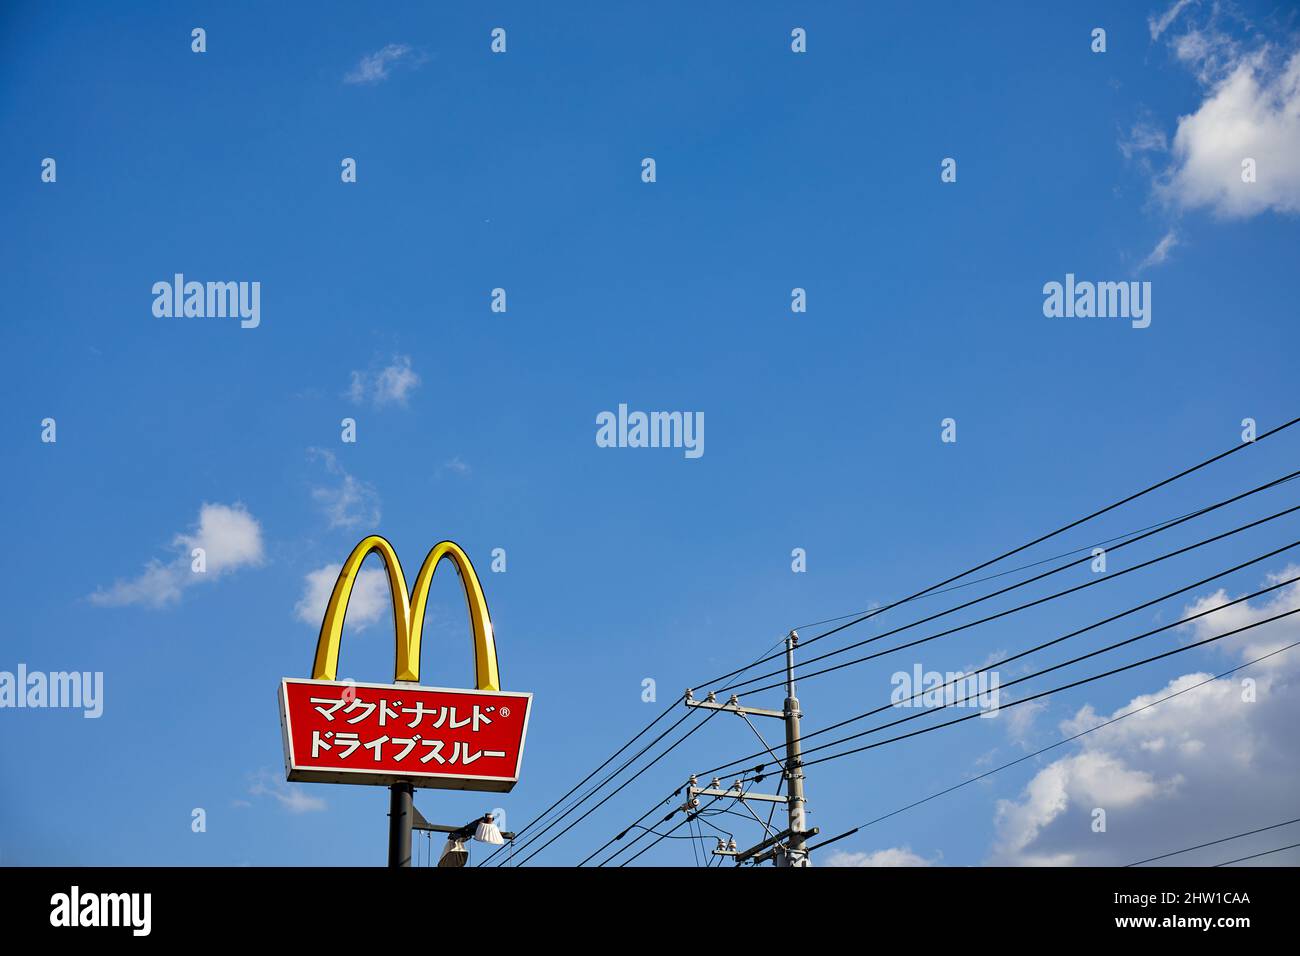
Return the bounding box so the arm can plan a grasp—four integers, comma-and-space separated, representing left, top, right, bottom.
308, 448, 381, 530
88, 503, 264, 608
295, 563, 391, 632
987, 568, 1300, 865
825, 847, 936, 867
248, 769, 326, 813
374, 357, 420, 406
993, 752, 1163, 866
1137, 229, 1180, 271
1162, 51, 1300, 217
344, 44, 419, 86
1178, 564, 1300, 670
1148, 4, 1300, 218
176, 502, 265, 570
346, 354, 421, 407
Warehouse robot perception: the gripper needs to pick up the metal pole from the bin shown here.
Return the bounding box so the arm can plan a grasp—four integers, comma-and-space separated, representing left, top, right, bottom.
782, 630, 810, 867
388, 782, 413, 867
388, 677, 419, 868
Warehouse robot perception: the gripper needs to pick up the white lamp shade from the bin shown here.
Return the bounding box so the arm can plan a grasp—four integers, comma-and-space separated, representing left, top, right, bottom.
474, 820, 505, 845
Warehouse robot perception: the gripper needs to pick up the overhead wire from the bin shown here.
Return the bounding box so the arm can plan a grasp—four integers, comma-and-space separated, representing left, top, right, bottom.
808, 637, 1300, 847
514, 419, 1300, 866
697, 417, 1300, 690
722, 473, 1300, 695
1213, 843, 1300, 866
699, 533, 1300, 777
1127, 817, 1300, 866
508, 705, 724, 865
481, 635, 793, 865
787, 604, 1300, 774
614, 794, 727, 867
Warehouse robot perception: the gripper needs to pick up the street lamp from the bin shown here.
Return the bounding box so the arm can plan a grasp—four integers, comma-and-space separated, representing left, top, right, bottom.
412, 806, 515, 868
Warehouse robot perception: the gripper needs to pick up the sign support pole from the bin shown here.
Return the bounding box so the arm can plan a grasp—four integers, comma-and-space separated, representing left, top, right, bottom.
388, 675, 420, 867
388, 782, 414, 867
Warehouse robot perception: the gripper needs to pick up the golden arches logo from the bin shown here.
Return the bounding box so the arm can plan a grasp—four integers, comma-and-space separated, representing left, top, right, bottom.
311, 536, 500, 691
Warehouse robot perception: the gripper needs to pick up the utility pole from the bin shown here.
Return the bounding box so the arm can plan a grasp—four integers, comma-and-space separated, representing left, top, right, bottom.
780, 630, 809, 867
685, 629, 817, 866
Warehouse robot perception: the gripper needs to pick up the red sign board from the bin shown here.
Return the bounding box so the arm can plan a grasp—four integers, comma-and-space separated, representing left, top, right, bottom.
279, 678, 533, 793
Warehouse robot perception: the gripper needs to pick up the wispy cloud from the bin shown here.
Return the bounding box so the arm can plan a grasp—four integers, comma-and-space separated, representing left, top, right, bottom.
88, 503, 264, 608
347, 354, 421, 408
1148, 0, 1194, 41
344, 44, 423, 85
308, 448, 380, 530
1137, 229, 1180, 272
248, 769, 326, 813
1003, 697, 1048, 746
1118, 119, 1168, 163
439, 456, 471, 478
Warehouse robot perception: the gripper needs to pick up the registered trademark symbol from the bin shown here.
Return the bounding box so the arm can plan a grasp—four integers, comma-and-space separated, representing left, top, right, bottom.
499, 706, 510, 718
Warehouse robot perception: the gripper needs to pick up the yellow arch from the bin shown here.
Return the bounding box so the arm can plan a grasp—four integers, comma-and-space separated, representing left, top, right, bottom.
310, 536, 501, 690
405, 541, 500, 690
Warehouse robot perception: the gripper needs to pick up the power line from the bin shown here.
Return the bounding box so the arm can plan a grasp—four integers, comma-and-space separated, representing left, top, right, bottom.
789, 603, 1300, 773
598, 792, 718, 868
699, 533, 1300, 778
613, 794, 727, 867
591, 798, 680, 866
722, 473, 1300, 695
576, 784, 682, 867
482, 633, 794, 866
499, 420, 1300, 867
508, 706, 724, 866
696, 417, 1300, 690
792, 572, 1300, 766
1127, 817, 1300, 866
615, 824, 708, 842
692, 810, 736, 845
785, 491, 1294, 633
587, 713, 790, 867
738, 501, 1300, 697
475, 694, 685, 866
483, 704, 696, 865
807, 638, 1300, 850
1214, 842, 1300, 866
592, 506, 1299, 862
492, 708, 695, 864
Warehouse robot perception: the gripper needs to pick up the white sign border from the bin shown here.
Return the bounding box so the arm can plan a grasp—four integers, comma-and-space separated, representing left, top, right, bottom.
279, 677, 534, 794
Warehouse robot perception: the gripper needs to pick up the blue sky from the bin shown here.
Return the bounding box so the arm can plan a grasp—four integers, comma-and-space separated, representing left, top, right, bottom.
3, 0, 1300, 867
